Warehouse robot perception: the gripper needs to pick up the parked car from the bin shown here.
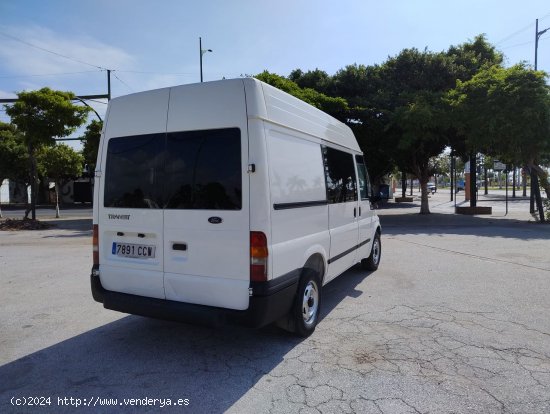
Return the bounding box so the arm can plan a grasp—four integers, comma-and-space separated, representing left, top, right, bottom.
427, 183, 437, 194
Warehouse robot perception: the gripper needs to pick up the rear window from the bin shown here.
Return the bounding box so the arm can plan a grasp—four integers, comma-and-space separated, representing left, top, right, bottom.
104, 128, 242, 210
103, 133, 165, 208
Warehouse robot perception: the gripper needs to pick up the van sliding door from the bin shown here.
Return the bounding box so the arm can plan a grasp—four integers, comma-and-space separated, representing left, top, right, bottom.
323, 146, 360, 281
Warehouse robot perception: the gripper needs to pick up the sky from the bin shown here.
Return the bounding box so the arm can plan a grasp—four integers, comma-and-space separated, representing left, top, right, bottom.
1, 0, 550, 149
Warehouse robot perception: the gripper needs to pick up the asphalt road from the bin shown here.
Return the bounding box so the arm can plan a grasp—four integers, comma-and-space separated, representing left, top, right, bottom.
1, 196, 549, 413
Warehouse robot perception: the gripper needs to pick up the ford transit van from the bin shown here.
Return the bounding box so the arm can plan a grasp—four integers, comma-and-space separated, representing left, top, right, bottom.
91, 78, 381, 336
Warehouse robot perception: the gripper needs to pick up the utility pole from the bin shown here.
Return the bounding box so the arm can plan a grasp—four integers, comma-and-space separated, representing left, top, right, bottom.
531, 19, 549, 220
535, 19, 549, 71
450, 155, 454, 202
107, 69, 111, 101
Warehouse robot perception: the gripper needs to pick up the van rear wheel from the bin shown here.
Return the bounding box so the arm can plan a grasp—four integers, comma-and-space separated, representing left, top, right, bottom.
293, 271, 321, 337
277, 269, 322, 337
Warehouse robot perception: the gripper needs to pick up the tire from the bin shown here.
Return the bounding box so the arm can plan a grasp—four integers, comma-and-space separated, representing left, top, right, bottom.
278, 270, 322, 337
362, 232, 381, 271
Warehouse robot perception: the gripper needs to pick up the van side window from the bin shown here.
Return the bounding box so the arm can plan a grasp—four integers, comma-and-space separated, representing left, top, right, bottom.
103, 128, 242, 210
322, 146, 357, 204
355, 155, 372, 200
104, 133, 165, 208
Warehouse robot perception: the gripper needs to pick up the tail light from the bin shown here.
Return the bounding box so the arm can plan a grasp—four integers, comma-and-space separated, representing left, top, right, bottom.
93, 224, 99, 266
250, 231, 268, 282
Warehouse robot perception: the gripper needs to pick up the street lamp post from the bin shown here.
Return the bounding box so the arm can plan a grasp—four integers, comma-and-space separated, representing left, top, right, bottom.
531, 19, 549, 215
535, 19, 549, 71
199, 37, 212, 82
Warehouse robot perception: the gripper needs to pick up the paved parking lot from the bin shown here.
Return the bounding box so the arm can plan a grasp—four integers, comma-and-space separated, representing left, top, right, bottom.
1, 194, 549, 413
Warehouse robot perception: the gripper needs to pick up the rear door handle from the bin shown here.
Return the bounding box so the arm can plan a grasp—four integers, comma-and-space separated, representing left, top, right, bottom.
354, 207, 357, 218
173, 243, 187, 251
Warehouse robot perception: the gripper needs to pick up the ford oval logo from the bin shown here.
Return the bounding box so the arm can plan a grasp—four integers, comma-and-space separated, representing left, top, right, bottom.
208, 216, 223, 224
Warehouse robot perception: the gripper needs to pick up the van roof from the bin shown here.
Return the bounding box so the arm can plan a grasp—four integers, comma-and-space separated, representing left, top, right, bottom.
107, 78, 361, 153
242, 78, 360, 152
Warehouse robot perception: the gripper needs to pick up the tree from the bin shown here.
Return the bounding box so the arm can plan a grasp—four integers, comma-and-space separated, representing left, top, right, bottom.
81, 120, 103, 176
289, 68, 332, 95
37, 144, 84, 218
370, 49, 458, 213
5, 88, 90, 220
447, 64, 550, 220
0, 122, 28, 218
367, 37, 503, 213
329, 64, 397, 185
446, 34, 504, 82
446, 35, 505, 205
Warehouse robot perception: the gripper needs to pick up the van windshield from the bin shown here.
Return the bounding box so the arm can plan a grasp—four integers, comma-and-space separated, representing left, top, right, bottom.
104, 128, 242, 210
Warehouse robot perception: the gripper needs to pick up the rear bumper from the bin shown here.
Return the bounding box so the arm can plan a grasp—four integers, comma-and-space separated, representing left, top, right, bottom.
90, 267, 299, 328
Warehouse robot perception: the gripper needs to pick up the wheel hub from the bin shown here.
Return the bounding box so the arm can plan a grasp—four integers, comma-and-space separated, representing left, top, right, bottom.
302, 280, 319, 326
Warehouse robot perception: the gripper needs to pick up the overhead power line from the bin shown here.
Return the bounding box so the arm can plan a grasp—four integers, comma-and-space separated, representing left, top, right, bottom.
495, 22, 534, 46
112, 72, 133, 92
0, 70, 102, 79
116, 70, 195, 75
0, 30, 106, 70
501, 39, 534, 50
495, 12, 550, 47
86, 98, 108, 105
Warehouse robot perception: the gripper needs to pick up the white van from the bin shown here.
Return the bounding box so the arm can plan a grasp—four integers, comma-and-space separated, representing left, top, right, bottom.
91, 78, 381, 336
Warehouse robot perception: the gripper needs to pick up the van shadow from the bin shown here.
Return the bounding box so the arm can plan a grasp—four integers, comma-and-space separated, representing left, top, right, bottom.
379, 213, 550, 241
320, 265, 372, 317
0, 267, 369, 413
0, 317, 299, 413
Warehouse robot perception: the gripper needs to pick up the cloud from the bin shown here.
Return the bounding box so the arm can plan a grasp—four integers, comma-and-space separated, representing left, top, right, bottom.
0, 25, 135, 75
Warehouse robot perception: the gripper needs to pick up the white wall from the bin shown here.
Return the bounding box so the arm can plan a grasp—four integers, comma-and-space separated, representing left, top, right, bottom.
0, 179, 8, 204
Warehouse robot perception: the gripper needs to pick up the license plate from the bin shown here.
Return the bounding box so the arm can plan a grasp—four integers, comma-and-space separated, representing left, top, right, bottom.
112, 242, 156, 258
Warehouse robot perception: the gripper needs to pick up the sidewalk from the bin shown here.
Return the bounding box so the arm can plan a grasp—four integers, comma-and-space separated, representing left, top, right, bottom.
377, 189, 546, 228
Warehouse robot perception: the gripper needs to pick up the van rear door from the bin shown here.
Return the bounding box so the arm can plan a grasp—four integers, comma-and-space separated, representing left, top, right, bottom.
162, 81, 250, 311
98, 89, 169, 299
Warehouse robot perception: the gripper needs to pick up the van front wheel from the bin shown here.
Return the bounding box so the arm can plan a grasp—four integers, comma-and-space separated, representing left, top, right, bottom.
362, 233, 381, 271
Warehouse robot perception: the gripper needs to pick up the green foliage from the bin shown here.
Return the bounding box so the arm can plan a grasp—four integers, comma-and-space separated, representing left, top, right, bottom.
374, 49, 456, 208
4, 87, 90, 218
289, 68, 332, 95
447, 34, 504, 81
81, 120, 103, 174
5, 87, 90, 147
37, 143, 84, 182
37, 143, 84, 217
257, 34, 548, 215
447, 64, 550, 166
0, 122, 28, 184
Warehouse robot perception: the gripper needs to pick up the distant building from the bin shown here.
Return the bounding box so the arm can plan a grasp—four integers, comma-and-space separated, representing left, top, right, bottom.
0, 179, 29, 204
